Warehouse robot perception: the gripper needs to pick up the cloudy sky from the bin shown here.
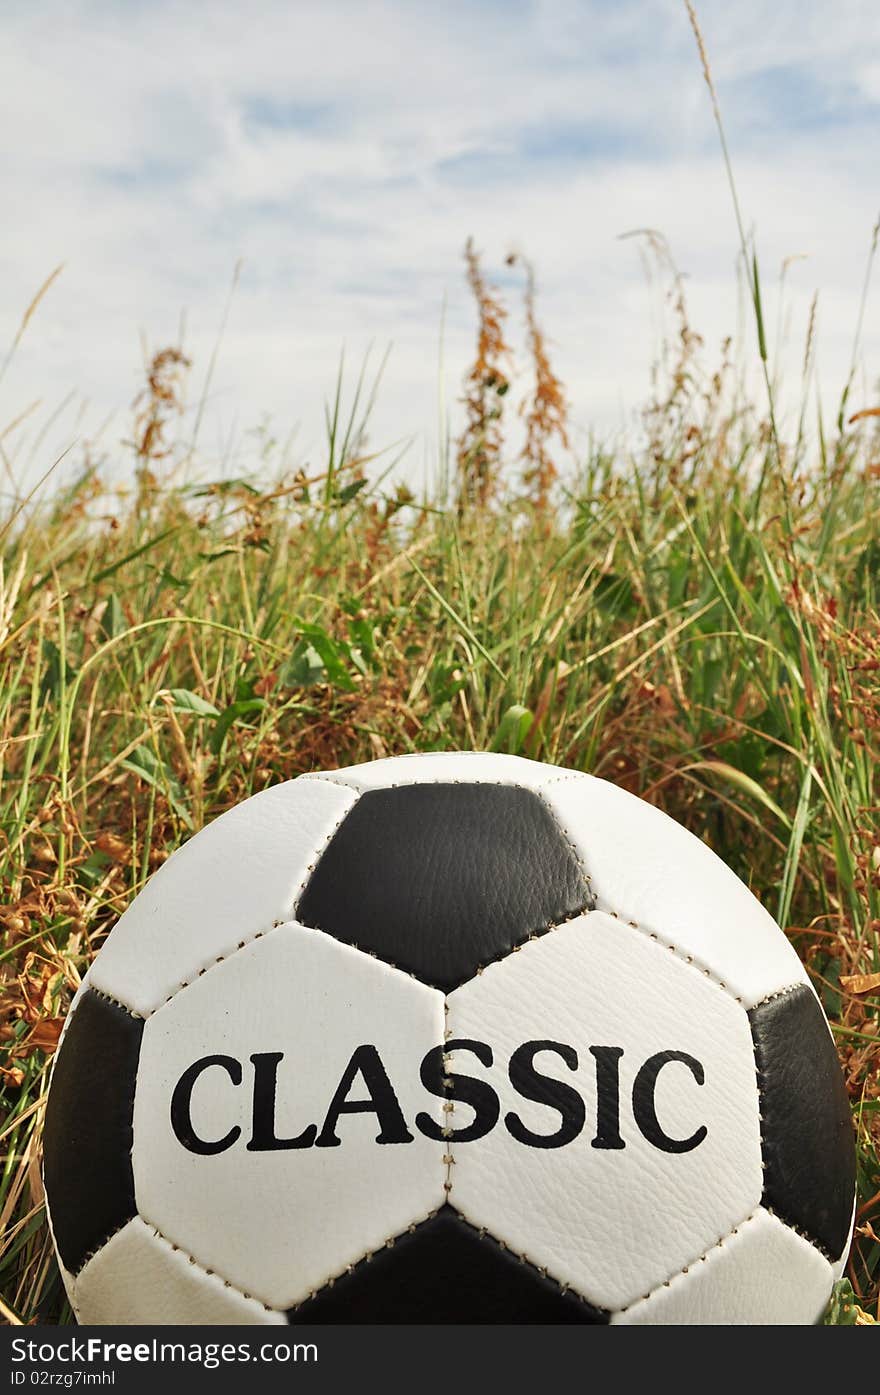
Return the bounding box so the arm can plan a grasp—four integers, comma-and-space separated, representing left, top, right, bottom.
1, 0, 878, 492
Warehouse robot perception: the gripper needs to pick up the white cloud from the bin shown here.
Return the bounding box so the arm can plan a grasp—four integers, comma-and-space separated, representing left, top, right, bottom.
0, 0, 877, 495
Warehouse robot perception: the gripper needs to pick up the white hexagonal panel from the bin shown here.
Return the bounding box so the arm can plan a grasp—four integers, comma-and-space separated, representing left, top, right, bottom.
89, 777, 356, 1015
310, 750, 569, 792
133, 922, 446, 1310
75, 1217, 288, 1325
612, 1207, 834, 1325
446, 910, 763, 1312
543, 773, 808, 1007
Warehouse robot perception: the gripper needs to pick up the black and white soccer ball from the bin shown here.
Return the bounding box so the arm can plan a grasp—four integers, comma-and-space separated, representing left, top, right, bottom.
43, 753, 855, 1325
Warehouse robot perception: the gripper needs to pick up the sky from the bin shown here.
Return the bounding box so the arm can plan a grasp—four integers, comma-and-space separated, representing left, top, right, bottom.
1, 0, 879, 494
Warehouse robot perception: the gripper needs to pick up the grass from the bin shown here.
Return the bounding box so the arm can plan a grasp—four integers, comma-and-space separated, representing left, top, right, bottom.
1, 2, 879, 1326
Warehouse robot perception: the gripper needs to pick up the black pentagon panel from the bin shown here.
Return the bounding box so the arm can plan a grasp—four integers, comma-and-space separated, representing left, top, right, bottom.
749, 984, 856, 1259
287, 1206, 607, 1323
42, 989, 144, 1274
297, 782, 592, 990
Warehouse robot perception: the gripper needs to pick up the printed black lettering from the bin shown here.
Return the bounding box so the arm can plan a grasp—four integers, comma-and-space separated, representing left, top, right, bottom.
506, 1040, 585, 1148
590, 1045, 625, 1149
416, 1038, 500, 1142
632, 1050, 707, 1153
315, 1044, 414, 1146
247, 1052, 317, 1151
171, 1055, 242, 1155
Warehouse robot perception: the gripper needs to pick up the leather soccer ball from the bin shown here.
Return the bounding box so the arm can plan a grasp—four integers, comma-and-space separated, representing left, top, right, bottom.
43, 752, 855, 1324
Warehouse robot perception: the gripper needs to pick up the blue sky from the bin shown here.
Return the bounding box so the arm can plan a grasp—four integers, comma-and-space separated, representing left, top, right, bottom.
1, 0, 878, 490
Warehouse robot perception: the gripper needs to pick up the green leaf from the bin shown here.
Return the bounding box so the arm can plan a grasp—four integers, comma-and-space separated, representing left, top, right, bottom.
91, 526, 181, 582
75, 851, 111, 887
698, 656, 724, 708
751, 250, 768, 363
334, 478, 369, 505
98, 593, 126, 640
293, 622, 357, 692
209, 699, 267, 755
667, 556, 691, 608
200, 548, 242, 562
188, 477, 261, 498
279, 643, 326, 689
593, 572, 636, 618
165, 688, 220, 718
39, 641, 77, 704
688, 760, 791, 829
122, 745, 166, 784
148, 565, 192, 590
121, 745, 192, 828
490, 704, 534, 755
823, 1279, 865, 1326
347, 615, 377, 666
427, 660, 466, 705
777, 759, 813, 928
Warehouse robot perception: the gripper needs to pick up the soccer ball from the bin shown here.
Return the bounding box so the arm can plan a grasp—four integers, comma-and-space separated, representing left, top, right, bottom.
43, 752, 855, 1325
